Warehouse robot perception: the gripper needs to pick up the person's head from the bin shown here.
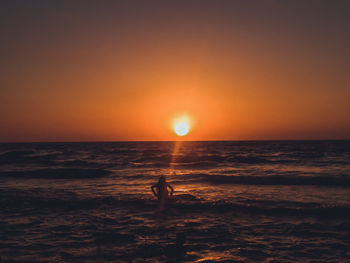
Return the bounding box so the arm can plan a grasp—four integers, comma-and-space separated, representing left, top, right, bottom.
159, 176, 166, 183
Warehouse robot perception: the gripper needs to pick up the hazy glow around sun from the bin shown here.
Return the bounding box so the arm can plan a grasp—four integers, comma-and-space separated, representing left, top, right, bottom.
173, 115, 191, 136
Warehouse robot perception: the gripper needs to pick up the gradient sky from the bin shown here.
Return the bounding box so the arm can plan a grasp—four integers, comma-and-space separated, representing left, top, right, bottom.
1, 0, 349, 142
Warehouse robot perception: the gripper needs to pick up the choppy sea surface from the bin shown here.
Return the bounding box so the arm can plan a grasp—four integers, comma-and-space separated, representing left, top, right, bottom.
1, 141, 350, 262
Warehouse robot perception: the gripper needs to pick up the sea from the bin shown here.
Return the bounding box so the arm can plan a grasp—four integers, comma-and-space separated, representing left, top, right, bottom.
1, 141, 350, 262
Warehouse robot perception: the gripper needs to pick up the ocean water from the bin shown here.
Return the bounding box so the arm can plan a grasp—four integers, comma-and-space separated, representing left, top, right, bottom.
1, 141, 350, 262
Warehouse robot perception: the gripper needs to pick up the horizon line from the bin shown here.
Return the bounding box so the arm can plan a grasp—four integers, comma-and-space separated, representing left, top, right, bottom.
1, 139, 350, 143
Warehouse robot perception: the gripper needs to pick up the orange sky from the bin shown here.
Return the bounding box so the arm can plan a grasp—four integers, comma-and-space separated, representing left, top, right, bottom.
1, 1, 349, 141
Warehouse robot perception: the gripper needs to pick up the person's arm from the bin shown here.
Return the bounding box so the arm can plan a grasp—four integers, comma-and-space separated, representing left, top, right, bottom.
167, 183, 174, 196
151, 184, 158, 197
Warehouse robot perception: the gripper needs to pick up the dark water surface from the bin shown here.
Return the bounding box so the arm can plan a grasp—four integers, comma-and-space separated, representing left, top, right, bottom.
1, 141, 350, 262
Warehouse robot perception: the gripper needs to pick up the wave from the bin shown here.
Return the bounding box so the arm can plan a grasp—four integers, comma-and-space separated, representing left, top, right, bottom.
0, 150, 58, 165
0, 150, 35, 157
56, 159, 108, 168
174, 201, 350, 219
1, 143, 349, 169
0, 168, 112, 179
0, 150, 35, 163
174, 173, 350, 187
2, 191, 349, 219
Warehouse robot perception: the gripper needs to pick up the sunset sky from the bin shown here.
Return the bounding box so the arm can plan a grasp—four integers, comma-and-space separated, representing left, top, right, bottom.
1, 0, 349, 142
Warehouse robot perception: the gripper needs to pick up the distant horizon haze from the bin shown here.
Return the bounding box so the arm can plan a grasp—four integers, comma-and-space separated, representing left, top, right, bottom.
1, 139, 350, 144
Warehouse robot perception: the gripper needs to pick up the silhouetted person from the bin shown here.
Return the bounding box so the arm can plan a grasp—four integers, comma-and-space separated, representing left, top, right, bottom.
151, 176, 174, 212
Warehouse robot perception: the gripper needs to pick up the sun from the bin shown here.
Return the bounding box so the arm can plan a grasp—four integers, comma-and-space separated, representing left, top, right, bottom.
172, 114, 192, 137
174, 121, 190, 136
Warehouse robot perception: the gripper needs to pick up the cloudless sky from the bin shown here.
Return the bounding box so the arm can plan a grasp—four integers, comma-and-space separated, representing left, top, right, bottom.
1, 0, 349, 141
